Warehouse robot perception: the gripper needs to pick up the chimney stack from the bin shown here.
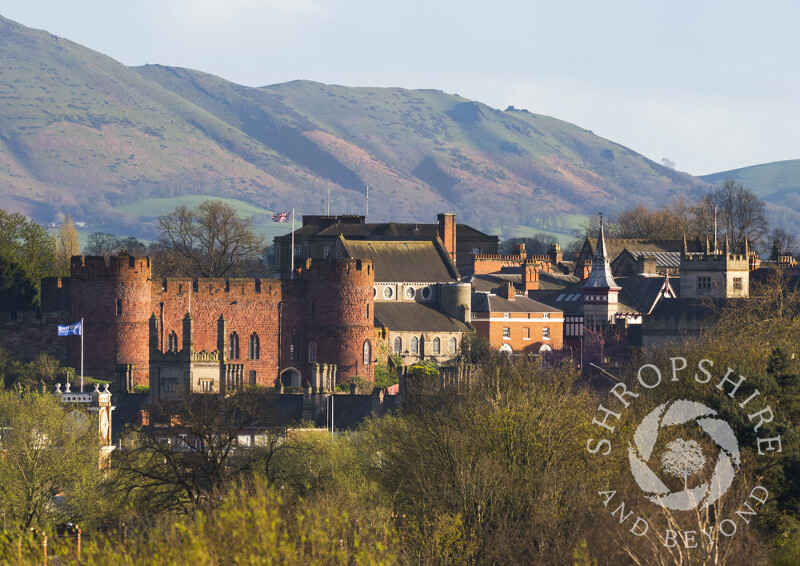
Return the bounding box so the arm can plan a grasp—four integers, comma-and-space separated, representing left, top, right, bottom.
498, 282, 515, 300
522, 263, 539, 292
437, 213, 457, 262
548, 243, 562, 265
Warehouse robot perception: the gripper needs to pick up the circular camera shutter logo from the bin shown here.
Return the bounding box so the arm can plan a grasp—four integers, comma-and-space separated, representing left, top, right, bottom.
628, 400, 741, 511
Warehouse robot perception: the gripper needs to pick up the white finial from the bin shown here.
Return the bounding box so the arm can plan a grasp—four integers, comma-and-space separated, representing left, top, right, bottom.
93, 383, 100, 392
55, 383, 62, 393
65, 382, 71, 393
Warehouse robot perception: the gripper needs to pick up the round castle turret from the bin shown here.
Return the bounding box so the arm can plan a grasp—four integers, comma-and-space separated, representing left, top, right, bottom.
284, 258, 375, 386
69, 253, 152, 384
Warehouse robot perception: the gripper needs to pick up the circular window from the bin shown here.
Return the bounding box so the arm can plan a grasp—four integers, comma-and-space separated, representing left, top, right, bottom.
373, 287, 377, 299
383, 286, 394, 299
421, 286, 432, 300
405, 286, 415, 300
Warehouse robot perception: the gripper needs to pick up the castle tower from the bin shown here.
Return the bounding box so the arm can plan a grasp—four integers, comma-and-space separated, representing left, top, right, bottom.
69, 253, 152, 384
680, 235, 750, 299
283, 258, 375, 386
583, 216, 622, 329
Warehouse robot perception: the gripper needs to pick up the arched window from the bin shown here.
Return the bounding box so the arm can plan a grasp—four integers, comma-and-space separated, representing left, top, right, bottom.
290, 333, 300, 362
449, 337, 457, 354
433, 337, 441, 354
308, 340, 318, 363
363, 340, 371, 365
167, 331, 178, 353
393, 336, 402, 355
229, 332, 240, 360
249, 332, 260, 360
410, 336, 419, 354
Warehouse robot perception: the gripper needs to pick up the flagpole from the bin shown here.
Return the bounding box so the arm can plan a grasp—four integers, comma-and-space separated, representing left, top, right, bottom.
80, 317, 84, 393
290, 208, 295, 280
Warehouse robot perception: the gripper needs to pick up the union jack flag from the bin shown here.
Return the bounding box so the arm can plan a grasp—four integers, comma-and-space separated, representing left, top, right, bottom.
272, 210, 291, 222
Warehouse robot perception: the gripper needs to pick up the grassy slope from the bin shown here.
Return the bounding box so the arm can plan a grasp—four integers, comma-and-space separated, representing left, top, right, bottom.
1, 14, 711, 242
700, 160, 800, 236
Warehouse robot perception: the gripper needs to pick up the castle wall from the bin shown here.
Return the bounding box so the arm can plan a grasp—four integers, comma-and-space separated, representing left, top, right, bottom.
152, 278, 281, 388
0, 311, 71, 362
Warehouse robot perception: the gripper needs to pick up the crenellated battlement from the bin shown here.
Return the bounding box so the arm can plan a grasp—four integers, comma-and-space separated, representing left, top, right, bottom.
154, 277, 281, 298
301, 258, 374, 285
70, 252, 152, 281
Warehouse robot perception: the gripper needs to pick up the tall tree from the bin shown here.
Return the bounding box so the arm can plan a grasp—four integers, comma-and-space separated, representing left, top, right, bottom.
0, 390, 102, 531
56, 215, 81, 274
0, 255, 38, 311
698, 179, 769, 251
0, 210, 56, 283
158, 200, 265, 278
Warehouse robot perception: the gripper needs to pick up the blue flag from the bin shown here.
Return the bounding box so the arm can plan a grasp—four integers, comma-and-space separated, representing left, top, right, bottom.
57, 321, 82, 336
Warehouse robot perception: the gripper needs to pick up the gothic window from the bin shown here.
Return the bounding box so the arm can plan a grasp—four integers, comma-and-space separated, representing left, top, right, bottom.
308, 340, 318, 363
167, 331, 178, 353
363, 340, 371, 365
249, 333, 260, 360
229, 332, 240, 360
394, 336, 402, 355
433, 337, 441, 354
290, 333, 300, 362
449, 337, 457, 354
411, 336, 419, 354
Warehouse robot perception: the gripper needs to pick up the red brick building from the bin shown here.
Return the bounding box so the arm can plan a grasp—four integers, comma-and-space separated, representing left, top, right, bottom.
2, 253, 376, 396
471, 282, 564, 356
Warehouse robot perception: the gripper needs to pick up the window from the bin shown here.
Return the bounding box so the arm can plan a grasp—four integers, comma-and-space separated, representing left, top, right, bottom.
324, 245, 331, 258
308, 340, 318, 363
237, 435, 252, 447
229, 332, 240, 359
383, 286, 394, 299
249, 333, 260, 359
394, 336, 402, 355
504, 312, 511, 319
524, 327, 531, 340
363, 340, 371, 365
200, 380, 213, 392
405, 286, 415, 299
116, 299, 122, 315
543, 312, 550, 319
698, 276, 712, 290
249, 370, 256, 386
433, 337, 441, 354
472, 247, 482, 254
411, 336, 419, 354
421, 287, 432, 300
733, 277, 743, 290
161, 378, 177, 393
366, 304, 370, 319
167, 331, 178, 353
449, 337, 457, 354
503, 327, 510, 339
543, 327, 551, 340
290, 333, 300, 362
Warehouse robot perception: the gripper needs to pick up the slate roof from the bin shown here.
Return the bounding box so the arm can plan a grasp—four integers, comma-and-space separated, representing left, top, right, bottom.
291, 220, 493, 241
538, 275, 673, 316
614, 250, 683, 269
471, 293, 562, 314
339, 239, 459, 282
465, 272, 578, 294
374, 302, 471, 332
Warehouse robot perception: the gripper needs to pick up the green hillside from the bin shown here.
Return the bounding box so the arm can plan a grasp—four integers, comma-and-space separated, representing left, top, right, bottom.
701, 160, 800, 236
0, 14, 711, 240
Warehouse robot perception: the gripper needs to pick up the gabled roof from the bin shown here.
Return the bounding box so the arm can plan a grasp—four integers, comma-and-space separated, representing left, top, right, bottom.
464, 272, 579, 294
537, 275, 674, 316
283, 220, 494, 242
337, 239, 459, 282
471, 293, 562, 314
374, 302, 470, 332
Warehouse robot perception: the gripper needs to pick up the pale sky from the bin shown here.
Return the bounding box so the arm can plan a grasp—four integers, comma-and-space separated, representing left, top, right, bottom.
3, 1, 799, 175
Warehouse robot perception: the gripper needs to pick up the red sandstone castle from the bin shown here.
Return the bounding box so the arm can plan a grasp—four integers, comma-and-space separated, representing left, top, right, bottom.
14, 253, 376, 398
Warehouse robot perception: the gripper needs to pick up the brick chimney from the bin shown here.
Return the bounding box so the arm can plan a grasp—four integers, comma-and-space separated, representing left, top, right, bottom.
522, 263, 539, 292
580, 259, 592, 280
513, 242, 526, 260
548, 243, 562, 265
437, 213, 457, 262
498, 282, 515, 300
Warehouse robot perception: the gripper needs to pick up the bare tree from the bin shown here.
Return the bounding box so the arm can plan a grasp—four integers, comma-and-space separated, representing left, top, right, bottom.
698, 180, 769, 251
158, 200, 265, 278
85, 232, 147, 258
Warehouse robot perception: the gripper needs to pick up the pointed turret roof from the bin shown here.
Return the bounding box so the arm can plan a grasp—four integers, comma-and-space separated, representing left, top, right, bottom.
584, 215, 621, 290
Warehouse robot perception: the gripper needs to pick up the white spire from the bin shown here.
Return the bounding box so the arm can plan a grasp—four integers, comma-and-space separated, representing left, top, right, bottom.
584, 213, 620, 290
